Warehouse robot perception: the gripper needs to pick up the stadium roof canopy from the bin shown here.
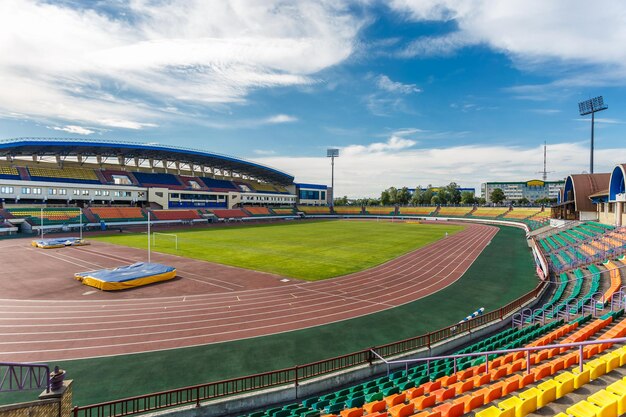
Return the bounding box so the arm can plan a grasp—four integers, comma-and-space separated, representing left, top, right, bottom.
0, 138, 294, 184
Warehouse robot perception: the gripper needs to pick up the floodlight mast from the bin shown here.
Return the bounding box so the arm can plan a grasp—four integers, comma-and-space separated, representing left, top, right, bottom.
578, 96, 608, 174
327, 148, 339, 208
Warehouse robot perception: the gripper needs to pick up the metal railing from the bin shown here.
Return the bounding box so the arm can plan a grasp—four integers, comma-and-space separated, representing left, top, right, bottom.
72, 280, 547, 417
0, 362, 50, 393
371, 335, 626, 377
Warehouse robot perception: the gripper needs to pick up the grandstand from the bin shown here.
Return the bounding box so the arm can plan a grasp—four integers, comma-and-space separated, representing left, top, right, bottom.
297, 206, 331, 214
437, 206, 473, 216
90, 207, 146, 222
333, 206, 363, 215
471, 207, 510, 217
9, 143, 626, 417
151, 209, 201, 221
210, 208, 248, 218
366, 206, 396, 215
398, 206, 436, 216
243, 206, 272, 216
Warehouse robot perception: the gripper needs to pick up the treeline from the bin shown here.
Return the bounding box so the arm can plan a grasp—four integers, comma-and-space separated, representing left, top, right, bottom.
333, 182, 484, 206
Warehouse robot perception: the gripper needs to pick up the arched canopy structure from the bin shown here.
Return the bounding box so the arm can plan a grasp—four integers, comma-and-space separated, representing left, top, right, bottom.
0, 138, 294, 185
552, 173, 610, 220
609, 164, 626, 201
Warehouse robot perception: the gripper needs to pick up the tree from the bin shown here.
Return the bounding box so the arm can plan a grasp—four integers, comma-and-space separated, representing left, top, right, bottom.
387, 187, 399, 205
422, 186, 434, 205
517, 197, 530, 206
445, 182, 462, 204
437, 188, 450, 205
490, 188, 506, 205
478, 197, 487, 205
461, 191, 476, 205
380, 190, 391, 206
431, 195, 441, 205
397, 187, 411, 205
333, 195, 349, 206
410, 186, 423, 206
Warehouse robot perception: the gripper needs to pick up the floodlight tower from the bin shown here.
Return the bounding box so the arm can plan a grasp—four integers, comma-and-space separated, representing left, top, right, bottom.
327, 148, 339, 208
578, 96, 608, 174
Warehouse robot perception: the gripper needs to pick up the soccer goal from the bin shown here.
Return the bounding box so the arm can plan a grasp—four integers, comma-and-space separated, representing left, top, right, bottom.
152, 232, 179, 250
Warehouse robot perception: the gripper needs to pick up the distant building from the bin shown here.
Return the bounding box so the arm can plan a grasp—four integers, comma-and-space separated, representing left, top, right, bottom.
288, 183, 327, 205
481, 180, 564, 203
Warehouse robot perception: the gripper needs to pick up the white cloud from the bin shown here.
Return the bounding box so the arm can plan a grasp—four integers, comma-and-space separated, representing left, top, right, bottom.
254, 141, 626, 198
342, 136, 418, 156
376, 75, 421, 94
391, 1, 626, 84
0, 0, 362, 128
47, 125, 96, 135
253, 149, 276, 155
265, 114, 298, 124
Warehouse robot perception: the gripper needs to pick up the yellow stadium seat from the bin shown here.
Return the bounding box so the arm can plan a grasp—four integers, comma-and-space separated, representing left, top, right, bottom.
606, 381, 626, 414
517, 388, 538, 414
600, 352, 620, 372
586, 358, 607, 380
572, 367, 591, 388
475, 405, 510, 417
588, 390, 619, 417
566, 400, 602, 417
554, 371, 575, 398
536, 379, 556, 408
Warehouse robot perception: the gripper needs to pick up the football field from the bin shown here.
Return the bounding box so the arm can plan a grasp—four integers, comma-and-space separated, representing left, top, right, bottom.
94, 220, 464, 280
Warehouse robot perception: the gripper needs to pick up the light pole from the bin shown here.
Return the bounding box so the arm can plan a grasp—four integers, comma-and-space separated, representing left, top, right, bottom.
578, 96, 608, 174
327, 148, 339, 208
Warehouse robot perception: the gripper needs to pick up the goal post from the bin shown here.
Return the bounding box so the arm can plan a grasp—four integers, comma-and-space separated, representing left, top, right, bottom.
152, 232, 179, 250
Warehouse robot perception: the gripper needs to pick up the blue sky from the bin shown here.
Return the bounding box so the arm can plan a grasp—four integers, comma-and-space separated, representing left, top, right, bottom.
2, 0, 626, 197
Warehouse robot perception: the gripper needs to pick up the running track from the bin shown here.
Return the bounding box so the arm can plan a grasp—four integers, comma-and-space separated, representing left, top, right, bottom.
0, 222, 498, 362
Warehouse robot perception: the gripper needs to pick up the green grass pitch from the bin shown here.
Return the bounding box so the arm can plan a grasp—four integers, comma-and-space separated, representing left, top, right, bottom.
93, 220, 465, 280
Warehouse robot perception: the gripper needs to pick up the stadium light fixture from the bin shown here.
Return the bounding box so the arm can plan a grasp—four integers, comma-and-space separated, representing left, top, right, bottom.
327, 148, 339, 207
578, 96, 608, 174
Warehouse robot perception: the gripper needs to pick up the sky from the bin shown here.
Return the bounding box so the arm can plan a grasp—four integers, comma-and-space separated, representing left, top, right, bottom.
2, 0, 626, 197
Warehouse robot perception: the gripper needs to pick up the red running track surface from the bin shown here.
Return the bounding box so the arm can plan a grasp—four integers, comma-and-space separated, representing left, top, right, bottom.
0, 222, 497, 362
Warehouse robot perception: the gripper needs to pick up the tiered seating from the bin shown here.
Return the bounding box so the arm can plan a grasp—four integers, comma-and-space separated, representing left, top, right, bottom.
503, 208, 542, 219
271, 208, 297, 216
437, 207, 472, 216
90, 207, 146, 222
178, 176, 207, 190
245, 316, 626, 417
151, 210, 201, 221
549, 270, 584, 317
210, 209, 248, 218
477, 315, 626, 417
7, 207, 86, 225
273, 185, 290, 194
602, 260, 622, 304
132, 172, 182, 187
471, 207, 510, 218
28, 166, 100, 184
398, 207, 435, 216
530, 211, 551, 221
100, 170, 137, 185
571, 265, 601, 313
200, 177, 240, 192
366, 207, 396, 215
298, 206, 331, 214
236, 180, 278, 193
333, 207, 363, 215
530, 273, 569, 321
0, 165, 20, 179
243, 206, 271, 216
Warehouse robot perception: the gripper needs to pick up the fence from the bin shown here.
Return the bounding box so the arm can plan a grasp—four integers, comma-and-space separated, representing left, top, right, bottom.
0, 362, 50, 393
73, 279, 547, 417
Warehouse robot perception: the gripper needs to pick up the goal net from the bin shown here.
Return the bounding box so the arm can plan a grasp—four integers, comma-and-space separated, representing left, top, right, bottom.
152, 232, 178, 250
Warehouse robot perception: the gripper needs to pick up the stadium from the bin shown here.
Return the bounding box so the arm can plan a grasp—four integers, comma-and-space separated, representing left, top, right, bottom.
1, 135, 626, 417
5, 2, 626, 417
